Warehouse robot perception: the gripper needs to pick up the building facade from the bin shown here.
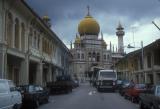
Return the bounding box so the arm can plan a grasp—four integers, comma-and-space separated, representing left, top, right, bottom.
0, 0, 72, 86
70, 8, 125, 81
116, 39, 160, 85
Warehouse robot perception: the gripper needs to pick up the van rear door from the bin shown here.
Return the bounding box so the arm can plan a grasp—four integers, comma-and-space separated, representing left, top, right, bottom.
8, 80, 22, 107
0, 80, 12, 108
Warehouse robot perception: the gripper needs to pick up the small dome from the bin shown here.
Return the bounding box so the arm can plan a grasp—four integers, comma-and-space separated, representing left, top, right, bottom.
78, 15, 100, 36
102, 40, 107, 46
75, 35, 81, 44
42, 16, 50, 20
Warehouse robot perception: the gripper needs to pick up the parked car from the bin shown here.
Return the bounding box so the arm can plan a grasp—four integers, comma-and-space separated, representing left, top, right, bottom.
139, 85, 160, 109
0, 79, 22, 109
124, 84, 146, 103
47, 75, 73, 94
119, 80, 130, 96
18, 85, 49, 109
115, 80, 123, 90
71, 80, 79, 88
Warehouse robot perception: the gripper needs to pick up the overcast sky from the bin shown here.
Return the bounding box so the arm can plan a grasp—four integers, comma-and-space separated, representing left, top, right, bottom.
26, 0, 160, 52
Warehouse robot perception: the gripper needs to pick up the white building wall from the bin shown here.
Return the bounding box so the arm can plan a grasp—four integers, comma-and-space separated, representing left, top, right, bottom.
0, 0, 72, 84
0, 0, 4, 42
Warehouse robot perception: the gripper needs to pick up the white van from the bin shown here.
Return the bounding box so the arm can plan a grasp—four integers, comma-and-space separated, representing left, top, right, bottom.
96, 70, 117, 92
0, 79, 22, 109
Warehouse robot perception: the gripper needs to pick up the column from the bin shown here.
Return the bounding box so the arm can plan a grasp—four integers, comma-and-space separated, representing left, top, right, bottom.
54, 68, 58, 81
0, 0, 6, 78
138, 74, 141, 84
0, 10, 3, 42
0, 44, 7, 79
19, 57, 29, 85
36, 62, 43, 85
0, 0, 5, 43
51, 67, 55, 81
144, 72, 147, 84
47, 64, 52, 82
0, 51, 5, 78
153, 71, 157, 85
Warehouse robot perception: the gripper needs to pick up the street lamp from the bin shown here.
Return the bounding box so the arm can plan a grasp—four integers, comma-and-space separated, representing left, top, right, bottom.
127, 44, 135, 48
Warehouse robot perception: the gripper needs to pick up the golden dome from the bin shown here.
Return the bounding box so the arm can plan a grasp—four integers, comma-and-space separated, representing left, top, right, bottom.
78, 15, 100, 36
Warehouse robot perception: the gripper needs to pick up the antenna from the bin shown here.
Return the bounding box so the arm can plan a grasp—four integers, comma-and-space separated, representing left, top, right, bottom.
152, 21, 160, 31
87, 5, 90, 16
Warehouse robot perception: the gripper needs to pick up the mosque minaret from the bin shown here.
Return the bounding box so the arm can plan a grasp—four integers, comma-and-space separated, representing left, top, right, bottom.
116, 22, 125, 54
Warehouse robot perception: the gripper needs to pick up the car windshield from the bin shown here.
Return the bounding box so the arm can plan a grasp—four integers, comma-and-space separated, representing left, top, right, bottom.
0, 81, 8, 93
121, 80, 129, 83
100, 71, 116, 78
117, 80, 122, 84
156, 86, 160, 96
29, 85, 36, 92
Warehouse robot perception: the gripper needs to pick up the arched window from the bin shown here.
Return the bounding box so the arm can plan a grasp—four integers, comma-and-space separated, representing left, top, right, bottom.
92, 52, 96, 57
49, 42, 51, 54
107, 55, 110, 60
46, 40, 48, 53
42, 37, 45, 52
92, 52, 96, 61
21, 23, 25, 52
97, 53, 100, 62
34, 37, 36, 48
73, 53, 76, 59
47, 41, 49, 54
6, 12, 13, 47
104, 54, 106, 60
15, 18, 20, 49
50, 43, 52, 55
44, 39, 46, 52
88, 52, 91, 57
29, 28, 33, 47
81, 53, 84, 59
34, 31, 36, 48
88, 52, 91, 61
78, 53, 80, 59
37, 35, 40, 49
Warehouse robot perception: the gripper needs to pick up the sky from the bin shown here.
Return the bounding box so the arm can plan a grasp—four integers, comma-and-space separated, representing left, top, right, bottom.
26, 0, 160, 53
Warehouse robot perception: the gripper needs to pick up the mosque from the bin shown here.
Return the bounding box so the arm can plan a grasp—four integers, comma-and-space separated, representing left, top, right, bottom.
70, 7, 125, 81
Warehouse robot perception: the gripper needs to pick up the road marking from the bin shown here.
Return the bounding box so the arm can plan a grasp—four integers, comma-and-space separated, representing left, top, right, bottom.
88, 90, 97, 95
93, 90, 96, 94
88, 91, 93, 95
49, 99, 55, 103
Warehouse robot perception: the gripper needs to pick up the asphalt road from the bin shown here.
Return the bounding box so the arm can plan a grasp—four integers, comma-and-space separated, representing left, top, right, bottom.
39, 83, 139, 109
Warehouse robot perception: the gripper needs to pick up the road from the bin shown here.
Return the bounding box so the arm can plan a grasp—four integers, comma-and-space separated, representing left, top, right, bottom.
39, 83, 139, 109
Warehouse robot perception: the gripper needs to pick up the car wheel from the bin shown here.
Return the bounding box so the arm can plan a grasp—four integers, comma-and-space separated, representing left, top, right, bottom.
13, 104, 18, 109
131, 97, 135, 103
45, 98, 49, 103
139, 100, 145, 109
35, 100, 39, 108
124, 95, 128, 99
97, 88, 101, 92
151, 105, 155, 109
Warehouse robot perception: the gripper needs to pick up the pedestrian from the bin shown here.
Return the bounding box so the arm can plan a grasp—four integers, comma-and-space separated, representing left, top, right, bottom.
130, 79, 135, 87
89, 79, 92, 86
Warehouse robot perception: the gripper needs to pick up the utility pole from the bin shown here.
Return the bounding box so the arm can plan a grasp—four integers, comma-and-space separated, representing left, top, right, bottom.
152, 21, 160, 31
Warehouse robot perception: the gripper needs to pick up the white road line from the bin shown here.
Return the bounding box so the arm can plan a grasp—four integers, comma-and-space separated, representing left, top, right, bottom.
88, 91, 93, 95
